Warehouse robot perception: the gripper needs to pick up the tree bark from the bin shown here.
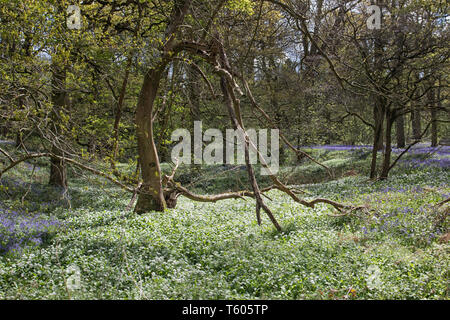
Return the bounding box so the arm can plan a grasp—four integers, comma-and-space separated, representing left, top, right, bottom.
370, 7, 384, 179
134, 69, 166, 213
428, 88, 438, 147
395, 111, 406, 148
48, 62, 68, 189
379, 107, 394, 180
133, 0, 192, 213
112, 55, 133, 162
188, 61, 202, 173
375, 110, 384, 151
370, 98, 385, 179
155, 65, 174, 163
411, 106, 421, 140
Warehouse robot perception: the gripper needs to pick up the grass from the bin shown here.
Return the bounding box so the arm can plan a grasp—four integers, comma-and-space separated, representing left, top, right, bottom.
0, 144, 448, 299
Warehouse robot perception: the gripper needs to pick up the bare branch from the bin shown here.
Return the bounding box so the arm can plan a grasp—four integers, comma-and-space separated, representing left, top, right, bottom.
0, 146, 14, 162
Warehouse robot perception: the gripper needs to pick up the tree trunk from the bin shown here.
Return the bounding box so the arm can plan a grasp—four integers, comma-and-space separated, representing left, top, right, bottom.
380, 108, 394, 180
376, 118, 384, 151
370, 5, 384, 179
15, 130, 23, 148
395, 112, 406, 148
49, 150, 67, 188
0, 124, 8, 137
428, 88, 437, 147
411, 106, 421, 140
133, 0, 191, 212
48, 62, 68, 189
188, 61, 202, 173
271, 90, 286, 164
370, 99, 385, 179
134, 69, 166, 213
112, 55, 133, 162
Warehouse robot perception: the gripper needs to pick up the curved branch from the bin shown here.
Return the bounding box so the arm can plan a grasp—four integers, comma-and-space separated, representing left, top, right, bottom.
0, 146, 15, 162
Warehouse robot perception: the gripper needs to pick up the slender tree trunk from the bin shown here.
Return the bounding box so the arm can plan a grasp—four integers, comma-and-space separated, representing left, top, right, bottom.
271, 88, 286, 164
112, 55, 133, 162
380, 108, 394, 180
372, 9, 384, 154
370, 99, 385, 179
49, 62, 68, 189
411, 106, 421, 140
396, 111, 406, 148
431, 108, 437, 147
264, 57, 285, 163
376, 119, 384, 151
274, 111, 285, 164
188, 62, 202, 173
428, 88, 437, 147
15, 130, 23, 148
134, 69, 166, 213
0, 124, 7, 137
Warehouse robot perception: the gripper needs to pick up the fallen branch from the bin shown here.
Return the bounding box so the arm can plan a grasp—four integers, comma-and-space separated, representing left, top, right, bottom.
435, 197, 450, 208
166, 182, 249, 202
163, 161, 305, 209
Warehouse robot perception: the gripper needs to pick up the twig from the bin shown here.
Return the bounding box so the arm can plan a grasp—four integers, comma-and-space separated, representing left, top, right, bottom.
0, 146, 14, 162
126, 182, 143, 212
435, 197, 450, 208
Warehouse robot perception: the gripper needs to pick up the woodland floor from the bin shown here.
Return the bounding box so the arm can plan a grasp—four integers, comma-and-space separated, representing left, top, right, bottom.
0, 143, 448, 299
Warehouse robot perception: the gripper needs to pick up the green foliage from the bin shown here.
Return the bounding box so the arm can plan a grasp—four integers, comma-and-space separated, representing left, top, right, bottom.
225, 0, 255, 15
0, 0, 448, 301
